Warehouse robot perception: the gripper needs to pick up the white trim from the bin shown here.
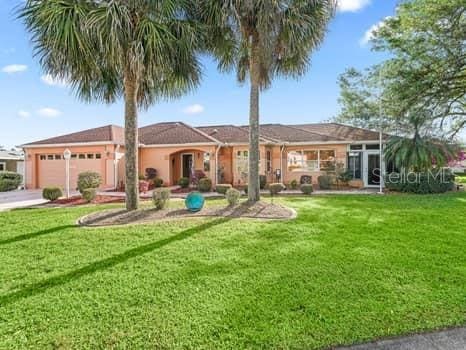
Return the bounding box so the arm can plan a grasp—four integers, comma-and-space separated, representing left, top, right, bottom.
363, 150, 385, 187
22, 141, 118, 148
141, 142, 217, 148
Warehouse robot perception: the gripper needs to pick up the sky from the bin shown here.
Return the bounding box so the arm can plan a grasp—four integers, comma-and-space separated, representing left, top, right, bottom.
0, 0, 424, 149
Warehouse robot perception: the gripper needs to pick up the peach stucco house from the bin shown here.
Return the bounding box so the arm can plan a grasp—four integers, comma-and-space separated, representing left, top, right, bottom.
22, 122, 386, 190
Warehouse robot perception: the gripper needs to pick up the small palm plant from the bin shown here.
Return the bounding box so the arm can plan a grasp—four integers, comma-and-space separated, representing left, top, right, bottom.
384, 114, 458, 171
198, 0, 336, 202
20, 0, 203, 210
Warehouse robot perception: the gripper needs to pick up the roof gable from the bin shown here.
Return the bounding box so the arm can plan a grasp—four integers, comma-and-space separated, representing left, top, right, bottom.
139, 122, 216, 145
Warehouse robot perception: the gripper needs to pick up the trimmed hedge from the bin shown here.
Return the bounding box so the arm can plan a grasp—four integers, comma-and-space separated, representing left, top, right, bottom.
300, 184, 313, 195
152, 188, 170, 210
0, 171, 22, 192
198, 178, 212, 192
77, 171, 101, 193
317, 175, 332, 190
216, 184, 232, 195
152, 177, 163, 188
289, 179, 298, 190
225, 188, 241, 206
178, 177, 189, 188
42, 187, 62, 201
269, 183, 285, 196
82, 188, 96, 202
385, 170, 456, 194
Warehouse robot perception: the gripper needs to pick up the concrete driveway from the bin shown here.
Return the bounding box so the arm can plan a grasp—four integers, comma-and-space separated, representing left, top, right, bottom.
0, 190, 48, 211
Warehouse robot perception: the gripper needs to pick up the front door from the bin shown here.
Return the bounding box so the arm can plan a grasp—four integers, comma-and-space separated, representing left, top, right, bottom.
366, 153, 381, 186
181, 154, 193, 178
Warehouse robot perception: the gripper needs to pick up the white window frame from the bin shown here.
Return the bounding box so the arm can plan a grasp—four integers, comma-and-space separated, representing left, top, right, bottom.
287, 149, 336, 172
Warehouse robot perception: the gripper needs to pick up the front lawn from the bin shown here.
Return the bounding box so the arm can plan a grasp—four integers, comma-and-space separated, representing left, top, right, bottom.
0, 194, 465, 349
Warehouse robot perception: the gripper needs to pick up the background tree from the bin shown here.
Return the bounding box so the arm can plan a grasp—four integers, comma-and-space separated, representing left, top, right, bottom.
198, 0, 336, 202
336, 0, 465, 139
20, 0, 202, 210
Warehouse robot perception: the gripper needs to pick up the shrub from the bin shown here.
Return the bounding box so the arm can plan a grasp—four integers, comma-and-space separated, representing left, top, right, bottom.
0, 171, 22, 192
178, 177, 189, 188
42, 187, 62, 201
145, 168, 157, 180
290, 179, 298, 190
216, 184, 232, 195
259, 175, 267, 189
198, 177, 212, 192
300, 184, 313, 195
81, 188, 96, 202
77, 171, 102, 193
317, 175, 332, 190
152, 177, 163, 188
385, 170, 455, 194
225, 188, 241, 206
269, 183, 285, 196
152, 188, 170, 210
191, 170, 206, 186
138, 174, 146, 180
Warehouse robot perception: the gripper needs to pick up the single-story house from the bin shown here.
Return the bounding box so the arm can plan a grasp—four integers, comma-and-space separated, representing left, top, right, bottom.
0, 149, 24, 177
21, 122, 387, 190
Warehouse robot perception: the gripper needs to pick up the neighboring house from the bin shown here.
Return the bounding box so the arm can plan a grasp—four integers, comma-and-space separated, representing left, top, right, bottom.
21, 122, 387, 190
0, 149, 24, 179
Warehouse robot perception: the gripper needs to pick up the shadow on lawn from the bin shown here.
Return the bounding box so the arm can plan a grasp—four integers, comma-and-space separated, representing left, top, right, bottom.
0, 225, 75, 246
0, 217, 230, 307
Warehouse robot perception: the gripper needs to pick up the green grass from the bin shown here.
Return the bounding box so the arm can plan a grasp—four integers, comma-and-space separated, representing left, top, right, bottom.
0, 194, 465, 349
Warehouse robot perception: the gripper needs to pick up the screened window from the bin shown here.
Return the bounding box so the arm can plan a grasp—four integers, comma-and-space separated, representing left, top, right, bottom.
203, 152, 210, 172
0, 163, 5, 171
95, 153, 102, 159
366, 144, 380, 150
71, 154, 77, 159
348, 152, 362, 179
47, 155, 54, 160
78, 154, 85, 159
320, 150, 336, 171
236, 150, 249, 175
54, 154, 62, 160
87, 154, 94, 159
350, 144, 363, 150
39, 155, 46, 160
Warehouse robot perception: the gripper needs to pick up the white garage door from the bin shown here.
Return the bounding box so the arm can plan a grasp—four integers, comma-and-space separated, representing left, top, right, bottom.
38, 153, 103, 189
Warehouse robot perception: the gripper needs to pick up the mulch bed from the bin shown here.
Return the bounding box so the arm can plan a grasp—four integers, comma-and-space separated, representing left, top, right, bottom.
50, 195, 124, 206
78, 201, 296, 227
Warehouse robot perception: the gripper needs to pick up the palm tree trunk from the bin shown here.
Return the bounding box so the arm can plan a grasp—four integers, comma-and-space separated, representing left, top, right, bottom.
124, 71, 139, 211
248, 39, 261, 202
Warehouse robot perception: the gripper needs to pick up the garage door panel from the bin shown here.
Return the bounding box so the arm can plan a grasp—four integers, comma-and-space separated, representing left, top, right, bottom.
70, 159, 102, 190
38, 159, 102, 189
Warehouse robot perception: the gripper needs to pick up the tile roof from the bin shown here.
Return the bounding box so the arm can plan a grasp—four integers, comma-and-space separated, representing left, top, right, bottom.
293, 123, 384, 141
249, 124, 338, 143
22, 121, 387, 147
139, 122, 216, 145
23, 125, 124, 146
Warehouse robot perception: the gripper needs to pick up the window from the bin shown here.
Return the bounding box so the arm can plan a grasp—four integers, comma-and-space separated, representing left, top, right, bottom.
78, 154, 85, 159
95, 153, 102, 159
350, 144, 363, 150
0, 162, 5, 171
54, 154, 62, 160
319, 150, 336, 171
348, 152, 362, 179
87, 154, 94, 159
71, 154, 77, 159
40, 155, 46, 160
287, 150, 335, 172
203, 152, 210, 172
366, 144, 380, 150
47, 155, 54, 160
266, 150, 272, 173
236, 150, 249, 176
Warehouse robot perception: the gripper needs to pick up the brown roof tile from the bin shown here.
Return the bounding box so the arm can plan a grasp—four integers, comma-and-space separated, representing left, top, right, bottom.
23, 125, 124, 146
139, 122, 216, 145
293, 123, 385, 141
243, 124, 337, 143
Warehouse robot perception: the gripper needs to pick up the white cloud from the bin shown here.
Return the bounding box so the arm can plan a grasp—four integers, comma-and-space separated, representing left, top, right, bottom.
359, 17, 391, 46
17, 110, 31, 119
1, 64, 28, 74
183, 104, 204, 115
41, 74, 69, 87
37, 107, 62, 118
337, 0, 371, 12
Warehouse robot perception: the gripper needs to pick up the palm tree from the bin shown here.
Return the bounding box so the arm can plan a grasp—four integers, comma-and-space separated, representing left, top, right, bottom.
20, 0, 202, 210
198, 0, 336, 202
384, 113, 458, 171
